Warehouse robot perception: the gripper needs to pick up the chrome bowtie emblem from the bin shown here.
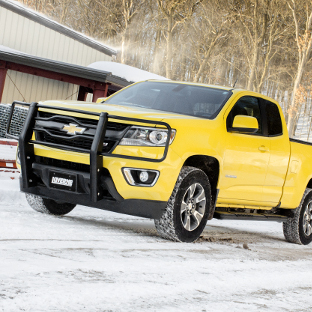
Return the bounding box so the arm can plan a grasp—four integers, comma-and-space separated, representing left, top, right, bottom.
62, 123, 86, 135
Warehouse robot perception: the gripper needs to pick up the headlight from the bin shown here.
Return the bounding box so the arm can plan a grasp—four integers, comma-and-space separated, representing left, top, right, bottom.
119, 127, 176, 147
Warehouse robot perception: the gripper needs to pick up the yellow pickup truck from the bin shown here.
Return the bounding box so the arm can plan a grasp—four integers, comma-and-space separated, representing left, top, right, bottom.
7, 80, 312, 244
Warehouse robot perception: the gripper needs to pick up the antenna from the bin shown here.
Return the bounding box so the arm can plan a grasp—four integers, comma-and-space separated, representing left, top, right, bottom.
233, 78, 238, 88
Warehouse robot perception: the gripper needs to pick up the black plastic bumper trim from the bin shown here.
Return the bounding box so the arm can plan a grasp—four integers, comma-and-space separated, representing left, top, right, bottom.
31, 162, 122, 199
21, 181, 166, 219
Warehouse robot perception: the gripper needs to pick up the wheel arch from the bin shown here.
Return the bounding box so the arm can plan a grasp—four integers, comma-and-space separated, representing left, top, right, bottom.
183, 155, 219, 202
307, 178, 312, 189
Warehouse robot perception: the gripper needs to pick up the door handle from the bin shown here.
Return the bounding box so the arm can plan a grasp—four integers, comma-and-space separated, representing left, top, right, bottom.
258, 145, 269, 152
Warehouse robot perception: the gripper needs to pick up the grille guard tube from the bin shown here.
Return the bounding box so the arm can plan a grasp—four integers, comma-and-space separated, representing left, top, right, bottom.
19, 102, 38, 189
35, 103, 172, 162
7, 101, 172, 203
90, 112, 108, 202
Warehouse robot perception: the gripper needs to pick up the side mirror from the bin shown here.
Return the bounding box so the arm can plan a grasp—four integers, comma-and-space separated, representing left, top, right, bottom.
230, 115, 259, 133
96, 97, 107, 103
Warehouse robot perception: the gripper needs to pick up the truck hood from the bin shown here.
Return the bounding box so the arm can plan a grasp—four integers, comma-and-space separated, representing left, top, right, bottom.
40, 100, 200, 123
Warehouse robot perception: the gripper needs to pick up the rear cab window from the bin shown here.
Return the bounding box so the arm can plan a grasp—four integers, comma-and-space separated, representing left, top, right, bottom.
265, 100, 283, 136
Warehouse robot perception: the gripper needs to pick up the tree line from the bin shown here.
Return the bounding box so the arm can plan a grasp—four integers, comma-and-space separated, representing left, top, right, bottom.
19, 0, 312, 138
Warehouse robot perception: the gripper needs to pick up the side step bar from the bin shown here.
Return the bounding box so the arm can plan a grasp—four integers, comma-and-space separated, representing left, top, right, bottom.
214, 211, 291, 223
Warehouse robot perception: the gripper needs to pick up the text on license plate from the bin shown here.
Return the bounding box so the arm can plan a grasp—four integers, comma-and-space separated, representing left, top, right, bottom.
49, 171, 77, 191
51, 176, 73, 187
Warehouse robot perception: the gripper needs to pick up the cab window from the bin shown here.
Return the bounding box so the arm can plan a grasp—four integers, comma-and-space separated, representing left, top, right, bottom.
227, 96, 262, 135
265, 101, 283, 136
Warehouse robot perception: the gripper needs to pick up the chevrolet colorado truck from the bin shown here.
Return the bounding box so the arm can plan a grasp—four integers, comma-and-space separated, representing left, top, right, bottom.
7, 80, 312, 244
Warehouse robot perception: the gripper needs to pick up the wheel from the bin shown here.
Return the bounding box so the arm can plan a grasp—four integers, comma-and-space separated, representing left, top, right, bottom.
154, 166, 211, 242
283, 188, 312, 245
25, 193, 76, 216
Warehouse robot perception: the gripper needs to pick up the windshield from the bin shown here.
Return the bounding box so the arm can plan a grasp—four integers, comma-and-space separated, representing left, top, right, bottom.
104, 81, 232, 119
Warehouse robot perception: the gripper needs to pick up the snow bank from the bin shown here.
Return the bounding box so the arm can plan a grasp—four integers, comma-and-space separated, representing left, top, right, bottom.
88, 61, 169, 83
0, 143, 17, 161
0, 170, 23, 204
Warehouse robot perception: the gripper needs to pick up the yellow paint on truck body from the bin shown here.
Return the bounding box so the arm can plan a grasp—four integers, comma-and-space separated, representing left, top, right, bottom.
28, 82, 312, 210
280, 141, 312, 208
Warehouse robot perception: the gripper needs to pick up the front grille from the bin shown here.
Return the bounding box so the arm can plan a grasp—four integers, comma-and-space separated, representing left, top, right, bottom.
38, 112, 128, 131
41, 129, 92, 148
39, 131, 118, 152
35, 111, 129, 153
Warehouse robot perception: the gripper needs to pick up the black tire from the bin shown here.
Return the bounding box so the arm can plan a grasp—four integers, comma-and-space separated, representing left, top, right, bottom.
154, 166, 211, 242
25, 193, 76, 216
283, 188, 312, 245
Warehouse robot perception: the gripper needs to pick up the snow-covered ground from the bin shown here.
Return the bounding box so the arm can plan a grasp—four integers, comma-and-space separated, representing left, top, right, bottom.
0, 141, 17, 161
1, 171, 312, 312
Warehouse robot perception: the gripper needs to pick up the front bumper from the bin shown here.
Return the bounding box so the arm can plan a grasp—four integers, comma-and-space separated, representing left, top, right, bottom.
21, 163, 167, 219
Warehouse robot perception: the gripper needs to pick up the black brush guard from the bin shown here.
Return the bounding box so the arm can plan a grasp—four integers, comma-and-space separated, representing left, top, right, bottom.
6, 101, 172, 208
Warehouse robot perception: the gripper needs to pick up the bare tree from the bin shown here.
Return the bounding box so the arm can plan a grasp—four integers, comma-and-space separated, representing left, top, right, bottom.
189, 0, 229, 83
156, 0, 202, 79
287, 0, 312, 137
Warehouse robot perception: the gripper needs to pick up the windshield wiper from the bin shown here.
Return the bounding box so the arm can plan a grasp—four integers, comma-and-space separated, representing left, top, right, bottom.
121, 103, 148, 108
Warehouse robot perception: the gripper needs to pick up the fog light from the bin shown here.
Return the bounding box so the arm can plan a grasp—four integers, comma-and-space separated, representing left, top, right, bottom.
122, 168, 160, 186
139, 171, 149, 182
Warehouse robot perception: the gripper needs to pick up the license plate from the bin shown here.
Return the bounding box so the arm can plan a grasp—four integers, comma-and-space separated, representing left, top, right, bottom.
49, 171, 77, 192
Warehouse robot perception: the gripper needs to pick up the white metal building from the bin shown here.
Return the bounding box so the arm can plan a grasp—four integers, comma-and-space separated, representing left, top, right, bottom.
0, 0, 127, 103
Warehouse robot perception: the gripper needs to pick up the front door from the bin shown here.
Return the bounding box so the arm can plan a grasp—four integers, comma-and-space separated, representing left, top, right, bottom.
218, 96, 270, 205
